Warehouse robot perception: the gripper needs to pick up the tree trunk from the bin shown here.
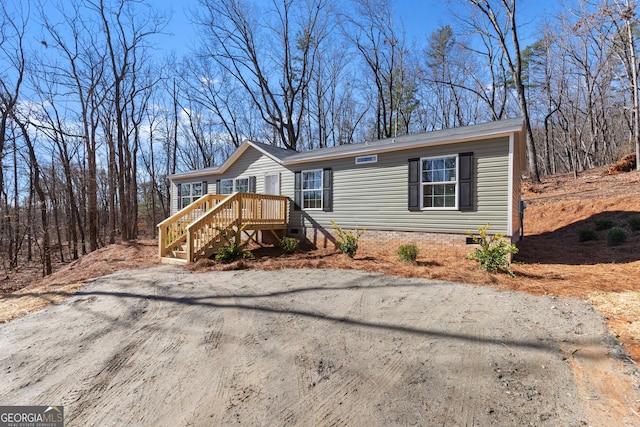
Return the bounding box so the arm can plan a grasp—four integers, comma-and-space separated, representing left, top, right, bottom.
14, 118, 52, 275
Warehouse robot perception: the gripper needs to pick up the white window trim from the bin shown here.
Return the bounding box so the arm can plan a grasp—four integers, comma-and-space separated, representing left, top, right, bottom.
219, 178, 234, 195
420, 154, 459, 210
179, 181, 207, 210
219, 177, 251, 194
234, 176, 250, 193
355, 154, 378, 164
302, 169, 323, 210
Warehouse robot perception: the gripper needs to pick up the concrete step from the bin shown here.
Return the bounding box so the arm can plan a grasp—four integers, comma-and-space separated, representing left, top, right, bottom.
172, 250, 188, 260
160, 256, 188, 265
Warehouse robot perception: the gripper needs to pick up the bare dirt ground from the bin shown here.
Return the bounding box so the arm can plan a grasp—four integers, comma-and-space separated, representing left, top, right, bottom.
2, 267, 638, 426
1, 166, 640, 425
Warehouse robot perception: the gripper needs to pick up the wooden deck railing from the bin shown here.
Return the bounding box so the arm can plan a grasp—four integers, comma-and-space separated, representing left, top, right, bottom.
157, 194, 227, 257
186, 193, 288, 262
158, 192, 289, 262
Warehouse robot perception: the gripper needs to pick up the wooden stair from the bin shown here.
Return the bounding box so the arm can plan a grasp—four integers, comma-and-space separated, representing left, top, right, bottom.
158, 192, 288, 264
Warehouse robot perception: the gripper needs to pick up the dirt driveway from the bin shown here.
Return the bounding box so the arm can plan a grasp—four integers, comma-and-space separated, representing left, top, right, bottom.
1, 266, 638, 426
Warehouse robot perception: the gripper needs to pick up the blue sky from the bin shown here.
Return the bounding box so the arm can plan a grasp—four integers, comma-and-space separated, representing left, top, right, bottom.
155, 0, 560, 58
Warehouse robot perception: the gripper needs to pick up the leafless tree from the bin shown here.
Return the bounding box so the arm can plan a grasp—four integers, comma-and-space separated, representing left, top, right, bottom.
461, 0, 541, 182
342, 0, 416, 139
194, 0, 331, 151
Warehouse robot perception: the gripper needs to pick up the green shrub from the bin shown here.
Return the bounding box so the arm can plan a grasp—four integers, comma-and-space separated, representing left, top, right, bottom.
595, 218, 615, 231
628, 215, 640, 232
331, 220, 365, 258
215, 243, 253, 262
397, 244, 419, 264
214, 224, 253, 262
578, 229, 598, 242
466, 224, 519, 278
281, 236, 300, 254
607, 227, 627, 246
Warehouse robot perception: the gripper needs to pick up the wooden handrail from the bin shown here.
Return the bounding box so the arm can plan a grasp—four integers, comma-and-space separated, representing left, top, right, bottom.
185, 192, 288, 262
157, 193, 228, 257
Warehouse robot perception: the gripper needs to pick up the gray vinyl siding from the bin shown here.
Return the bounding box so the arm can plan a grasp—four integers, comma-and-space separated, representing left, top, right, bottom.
215, 148, 293, 196
169, 137, 514, 236
511, 132, 526, 240
170, 150, 293, 215
290, 137, 511, 235
170, 179, 212, 215
170, 180, 178, 214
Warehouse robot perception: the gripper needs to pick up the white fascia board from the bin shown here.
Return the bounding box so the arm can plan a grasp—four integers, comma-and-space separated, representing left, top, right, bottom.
170, 119, 525, 176
507, 134, 515, 237
170, 140, 294, 181
281, 127, 521, 166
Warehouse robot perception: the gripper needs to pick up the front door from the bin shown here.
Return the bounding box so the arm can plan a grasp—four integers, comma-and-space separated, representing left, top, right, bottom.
265, 173, 280, 195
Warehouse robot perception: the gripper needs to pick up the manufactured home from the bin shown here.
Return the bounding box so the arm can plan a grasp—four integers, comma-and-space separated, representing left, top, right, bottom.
158, 117, 526, 263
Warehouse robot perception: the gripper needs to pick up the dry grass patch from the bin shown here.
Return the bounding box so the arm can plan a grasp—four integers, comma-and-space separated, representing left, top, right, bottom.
0, 282, 85, 323
589, 291, 640, 361
0, 239, 158, 323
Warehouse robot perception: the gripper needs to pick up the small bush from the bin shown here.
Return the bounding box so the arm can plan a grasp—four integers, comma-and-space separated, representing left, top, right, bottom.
578, 229, 598, 242
628, 215, 640, 232
607, 227, 627, 246
397, 244, 418, 264
594, 218, 615, 231
215, 243, 253, 262
331, 220, 365, 258
214, 224, 253, 262
466, 224, 519, 278
281, 236, 300, 254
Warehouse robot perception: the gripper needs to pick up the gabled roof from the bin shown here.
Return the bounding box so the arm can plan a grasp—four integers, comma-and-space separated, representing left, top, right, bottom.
170, 117, 524, 179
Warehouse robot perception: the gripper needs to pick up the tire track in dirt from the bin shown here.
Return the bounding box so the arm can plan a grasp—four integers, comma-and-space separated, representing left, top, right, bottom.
2, 267, 638, 426
196, 276, 293, 426
275, 278, 367, 425
65, 304, 156, 424
276, 275, 415, 426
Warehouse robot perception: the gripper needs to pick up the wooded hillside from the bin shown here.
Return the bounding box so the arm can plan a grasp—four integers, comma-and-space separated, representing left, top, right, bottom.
1, 0, 639, 276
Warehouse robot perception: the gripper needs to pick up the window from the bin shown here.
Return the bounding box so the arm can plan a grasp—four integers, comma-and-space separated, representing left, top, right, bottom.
421, 155, 457, 209
235, 178, 249, 193
355, 154, 377, 164
294, 168, 332, 212
408, 153, 473, 212
179, 181, 206, 209
302, 170, 323, 209
219, 179, 233, 195
216, 177, 255, 194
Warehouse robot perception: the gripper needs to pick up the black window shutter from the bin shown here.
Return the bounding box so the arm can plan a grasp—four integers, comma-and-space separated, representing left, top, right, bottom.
322, 168, 333, 212
202, 180, 208, 195
294, 171, 302, 211
459, 152, 474, 211
249, 176, 256, 193
177, 183, 182, 210
215, 179, 221, 194
408, 158, 420, 211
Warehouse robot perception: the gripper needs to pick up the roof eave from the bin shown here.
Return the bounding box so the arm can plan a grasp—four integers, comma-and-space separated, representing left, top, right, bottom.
170, 139, 293, 180
281, 122, 524, 165
169, 118, 525, 178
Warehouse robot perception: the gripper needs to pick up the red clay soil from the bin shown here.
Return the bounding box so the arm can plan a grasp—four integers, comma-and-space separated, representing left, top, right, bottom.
607, 153, 637, 175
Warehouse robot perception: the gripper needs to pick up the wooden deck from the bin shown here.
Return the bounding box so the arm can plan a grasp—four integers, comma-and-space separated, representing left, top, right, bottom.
157, 193, 289, 264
